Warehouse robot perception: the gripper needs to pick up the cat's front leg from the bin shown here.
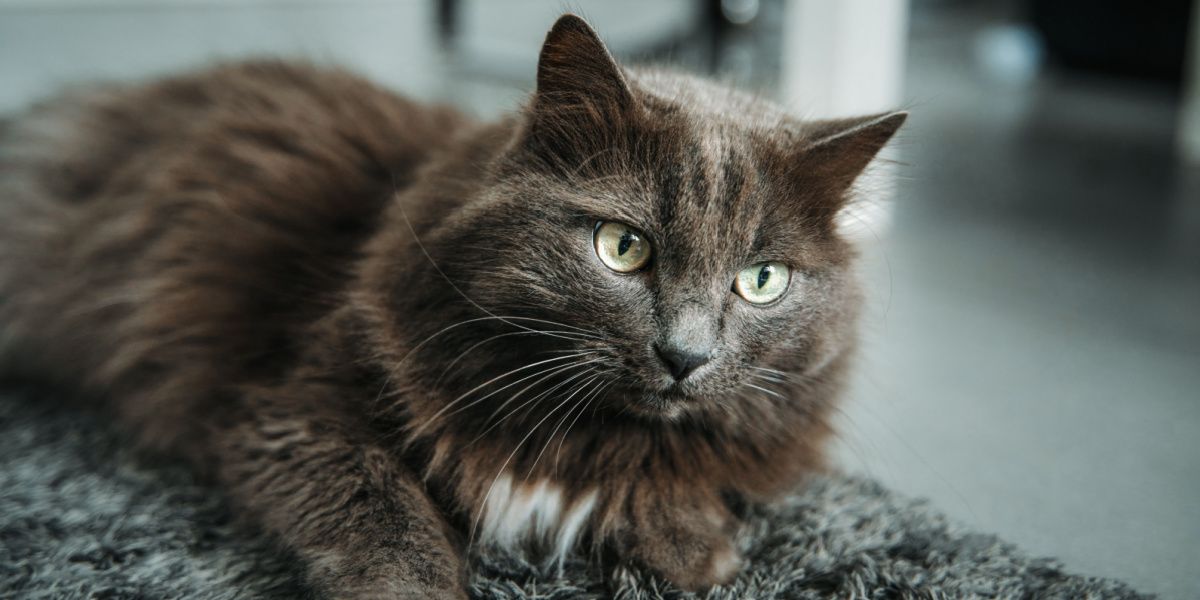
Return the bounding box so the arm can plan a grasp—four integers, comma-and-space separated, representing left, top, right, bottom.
209, 384, 466, 600
621, 485, 743, 591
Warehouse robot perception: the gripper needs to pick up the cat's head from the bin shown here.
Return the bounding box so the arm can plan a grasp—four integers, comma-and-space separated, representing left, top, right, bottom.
382, 15, 904, 428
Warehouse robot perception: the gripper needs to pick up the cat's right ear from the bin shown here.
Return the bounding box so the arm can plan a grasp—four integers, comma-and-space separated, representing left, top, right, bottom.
534, 14, 633, 114
520, 15, 635, 168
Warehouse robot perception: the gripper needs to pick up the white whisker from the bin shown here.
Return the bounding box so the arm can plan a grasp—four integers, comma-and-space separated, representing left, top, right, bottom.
524, 372, 605, 480
470, 372, 598, 547
553, 376, 613, 477
475, 360, 604, 438
373, 315, 592, 408
434, 329, 591, 386
411, 352, 593, 436
745, 383, 785, 399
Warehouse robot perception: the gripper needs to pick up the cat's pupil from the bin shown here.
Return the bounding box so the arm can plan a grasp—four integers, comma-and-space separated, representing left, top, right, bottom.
617, 232, 633, 256
757, 265, 772, 289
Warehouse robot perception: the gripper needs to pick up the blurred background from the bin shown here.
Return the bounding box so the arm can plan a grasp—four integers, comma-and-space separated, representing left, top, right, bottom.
1, 0, 1197, 597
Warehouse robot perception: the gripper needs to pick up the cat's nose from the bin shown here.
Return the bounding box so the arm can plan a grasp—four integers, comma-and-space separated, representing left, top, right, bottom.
654, 343, 710, 381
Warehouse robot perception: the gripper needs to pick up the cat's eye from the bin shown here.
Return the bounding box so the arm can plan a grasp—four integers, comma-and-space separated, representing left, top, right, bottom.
594, 221, 651, 272
733, 262, 791, 304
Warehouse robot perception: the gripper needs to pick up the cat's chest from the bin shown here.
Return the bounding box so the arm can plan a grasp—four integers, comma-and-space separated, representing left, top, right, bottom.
476, 473, 598, 562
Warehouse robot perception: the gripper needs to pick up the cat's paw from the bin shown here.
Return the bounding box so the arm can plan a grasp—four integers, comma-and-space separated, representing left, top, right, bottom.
632, 534, 743, 591
706, 545, 744, 585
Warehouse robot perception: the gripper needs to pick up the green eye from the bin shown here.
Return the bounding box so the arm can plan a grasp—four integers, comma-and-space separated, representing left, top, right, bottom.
594, 221, 651, 272
734, 262, 790, 304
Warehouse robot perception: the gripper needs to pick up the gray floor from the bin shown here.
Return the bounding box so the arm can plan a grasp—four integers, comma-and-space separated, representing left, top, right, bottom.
832, 8, 1200, 600
1, 2, 1196, 599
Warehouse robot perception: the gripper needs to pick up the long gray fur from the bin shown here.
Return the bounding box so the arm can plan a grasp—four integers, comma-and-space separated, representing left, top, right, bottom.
0, 391, 1147, 599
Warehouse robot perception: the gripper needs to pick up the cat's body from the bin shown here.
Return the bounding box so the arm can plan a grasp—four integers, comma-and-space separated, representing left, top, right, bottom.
0, 16, 904, 599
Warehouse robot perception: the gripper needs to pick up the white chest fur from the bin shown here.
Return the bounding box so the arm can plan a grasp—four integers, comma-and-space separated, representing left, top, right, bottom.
478, 474, 598, 563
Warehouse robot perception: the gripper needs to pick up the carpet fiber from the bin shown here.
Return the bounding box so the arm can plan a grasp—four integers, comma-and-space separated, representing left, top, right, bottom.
0, 391, 1149, 599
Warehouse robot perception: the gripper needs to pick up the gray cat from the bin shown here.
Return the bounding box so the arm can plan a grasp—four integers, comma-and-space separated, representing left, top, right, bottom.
0, 14, 904, 598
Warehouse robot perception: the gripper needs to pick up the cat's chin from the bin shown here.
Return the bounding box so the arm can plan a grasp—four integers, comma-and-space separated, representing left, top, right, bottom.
623, 389, 698, 422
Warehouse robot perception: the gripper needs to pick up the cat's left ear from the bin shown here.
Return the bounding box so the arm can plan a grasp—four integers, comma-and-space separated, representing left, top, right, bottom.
790, 111, 908, 193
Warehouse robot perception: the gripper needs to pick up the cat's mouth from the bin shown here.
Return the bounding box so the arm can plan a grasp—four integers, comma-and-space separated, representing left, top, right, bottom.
562, 344, 721, 421
620, 384, 700, 421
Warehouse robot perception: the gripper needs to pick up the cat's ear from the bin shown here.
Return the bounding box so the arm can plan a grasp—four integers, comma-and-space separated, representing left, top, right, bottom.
534, 14, 633, 113
786, 111, 907, 223
521, 15, 635, 170
792, 111, 907, 191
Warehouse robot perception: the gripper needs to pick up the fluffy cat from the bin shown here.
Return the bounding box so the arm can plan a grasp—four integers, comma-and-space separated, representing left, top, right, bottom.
0, 14, 904, 599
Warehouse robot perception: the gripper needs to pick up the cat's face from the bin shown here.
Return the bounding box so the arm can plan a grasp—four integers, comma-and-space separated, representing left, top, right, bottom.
406, 18, 904, 425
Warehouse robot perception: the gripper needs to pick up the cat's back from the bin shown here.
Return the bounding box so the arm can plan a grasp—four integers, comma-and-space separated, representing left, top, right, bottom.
0, 60, 466, 204
0, 60, 468, 398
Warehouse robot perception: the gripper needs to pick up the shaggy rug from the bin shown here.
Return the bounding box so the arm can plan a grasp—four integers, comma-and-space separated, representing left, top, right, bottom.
0, 390, 1149, 600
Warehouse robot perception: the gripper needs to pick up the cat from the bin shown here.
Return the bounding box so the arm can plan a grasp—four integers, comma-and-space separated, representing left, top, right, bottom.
0, 14, 904, 599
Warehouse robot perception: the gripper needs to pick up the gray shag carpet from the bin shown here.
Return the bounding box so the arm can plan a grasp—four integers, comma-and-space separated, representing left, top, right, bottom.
0, 390, 1149, 600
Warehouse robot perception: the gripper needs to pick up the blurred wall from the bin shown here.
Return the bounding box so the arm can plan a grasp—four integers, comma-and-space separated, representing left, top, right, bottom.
1181, 0, 1200, 163
0, 0, 709, 118
779, 0, 909, 118
779, 0, 910, 238
0, 0, 439, 112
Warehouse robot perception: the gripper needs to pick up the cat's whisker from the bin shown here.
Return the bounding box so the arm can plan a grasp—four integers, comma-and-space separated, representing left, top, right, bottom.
747, 366, 795, 382
381, 316, 588, 396
748, 366, 788, 376
374, 316, 600, 411
454, 358, 605, 448
410, 352, 594, 436
749, 375, 791, 393
471, 359, 604, 442
747, 366, 823, 398
749, 372, 788, 385
488, 303, 605, 339
540, 347, 601, 356
553, 375, 614, 478
523, 371, 605, 481
430, 355, 598, 428
369, 316, 506, 410
752, 374, 811, 405
433, 329, 592, 387
469, 370, 598, 548
591, 376, 625, 421
487, 316, 602, 339
745, 382, 786, 400
417, 316, 599, 356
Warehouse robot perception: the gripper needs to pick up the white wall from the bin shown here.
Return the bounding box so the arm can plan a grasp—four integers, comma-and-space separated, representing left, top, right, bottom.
778, 0, 911, 238
779, 0, 909, 118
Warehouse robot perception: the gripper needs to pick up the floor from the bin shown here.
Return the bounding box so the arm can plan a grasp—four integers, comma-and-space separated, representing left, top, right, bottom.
831, 6, 1200, 599
1, 2, 1196, 598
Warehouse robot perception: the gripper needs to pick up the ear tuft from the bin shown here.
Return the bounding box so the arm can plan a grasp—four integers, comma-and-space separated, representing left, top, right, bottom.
535, 14, 632, 111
